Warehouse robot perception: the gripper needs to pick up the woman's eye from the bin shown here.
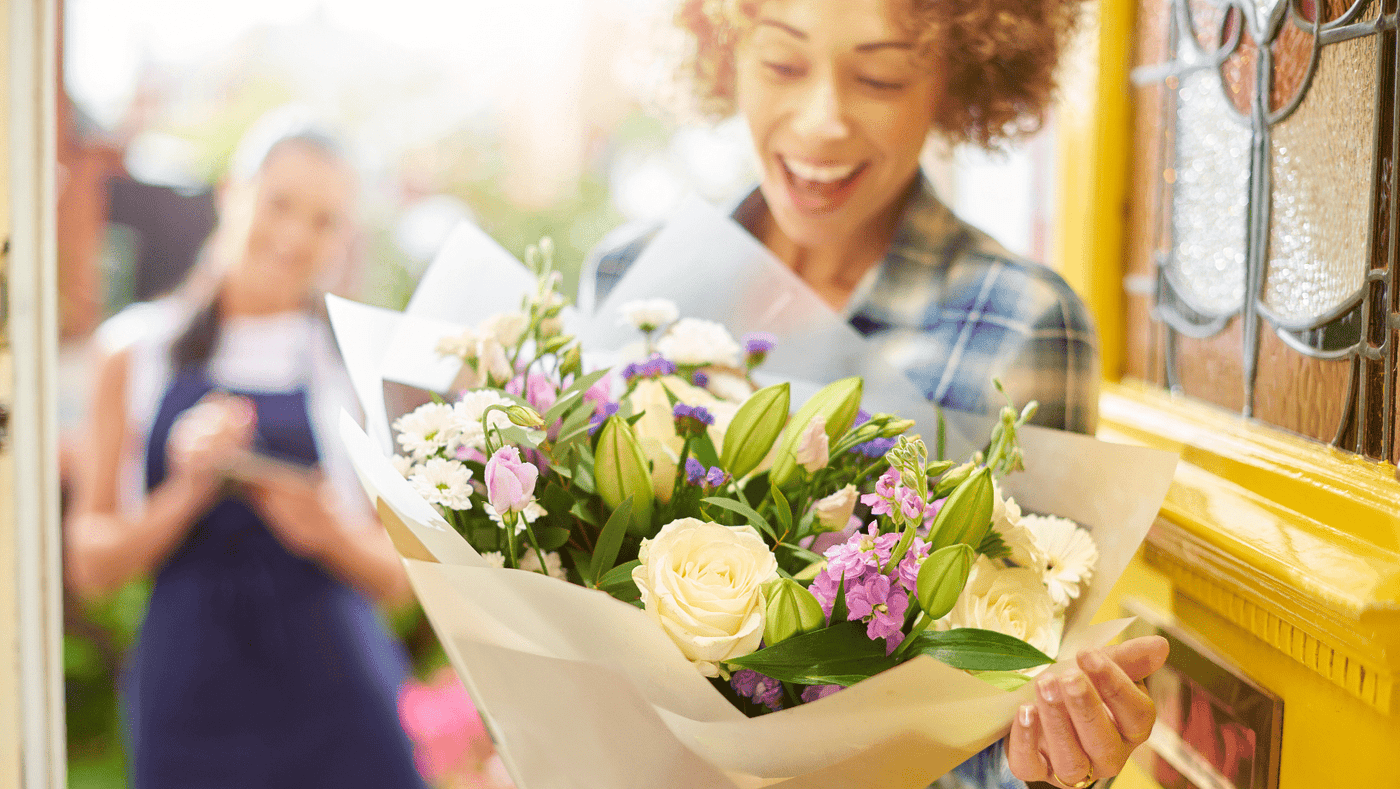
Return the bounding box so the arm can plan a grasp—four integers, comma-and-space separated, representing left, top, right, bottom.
859, 76, 907, 91
763, 61, 802, 79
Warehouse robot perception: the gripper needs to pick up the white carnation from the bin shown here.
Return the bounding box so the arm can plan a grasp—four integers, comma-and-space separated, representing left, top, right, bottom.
1021, 514, 1099, 609
393, 402, 459, 460
410, 457, 476, 511
632, 518, 779, 677
619, 298, 679, 332
656, 318, 742, 367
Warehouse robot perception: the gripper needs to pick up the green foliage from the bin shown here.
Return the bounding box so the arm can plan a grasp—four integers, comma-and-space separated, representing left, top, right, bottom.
727, 621, 895, 686
905, 628, 1054, 672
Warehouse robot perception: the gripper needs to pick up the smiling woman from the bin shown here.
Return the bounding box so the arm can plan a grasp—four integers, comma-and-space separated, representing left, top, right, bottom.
580, 0, 1170, 786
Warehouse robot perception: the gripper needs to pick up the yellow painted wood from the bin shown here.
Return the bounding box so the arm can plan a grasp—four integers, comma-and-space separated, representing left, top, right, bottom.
1098, 383, 1400, 788
1054, 0, 1135, 382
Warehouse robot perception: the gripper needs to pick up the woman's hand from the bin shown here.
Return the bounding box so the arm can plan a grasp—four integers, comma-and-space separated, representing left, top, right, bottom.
246, 473, 346, 560
166, 393, 257, 486
1005, 635, 1169, 788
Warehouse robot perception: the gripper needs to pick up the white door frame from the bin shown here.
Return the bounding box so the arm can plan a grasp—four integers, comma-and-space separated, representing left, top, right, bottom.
3, 0, 64, 784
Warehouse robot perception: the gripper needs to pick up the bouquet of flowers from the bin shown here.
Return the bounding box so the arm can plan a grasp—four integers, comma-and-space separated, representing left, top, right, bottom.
329, 220, 1177, 788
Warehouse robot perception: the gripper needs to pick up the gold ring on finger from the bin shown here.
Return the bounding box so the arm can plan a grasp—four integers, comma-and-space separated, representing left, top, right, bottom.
1052, 764, 1095, 788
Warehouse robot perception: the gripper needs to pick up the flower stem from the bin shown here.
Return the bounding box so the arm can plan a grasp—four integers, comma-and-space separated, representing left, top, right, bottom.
894, 611, 932, 659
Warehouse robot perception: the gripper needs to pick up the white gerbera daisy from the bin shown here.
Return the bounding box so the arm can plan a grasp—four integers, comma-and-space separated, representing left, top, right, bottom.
519, 549, 567, 580
393, 402, 459, 460
451, 390, 515, 451
410, 457, 476, 511
480, 551, 506, 569
1021, 514, 1099, 609
483, 501, 546, 534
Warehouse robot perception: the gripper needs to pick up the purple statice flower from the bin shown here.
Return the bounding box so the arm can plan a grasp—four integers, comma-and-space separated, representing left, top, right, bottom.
704, 466, 730, 489
741, 332, 777, 367
852, 436, 898, 458
672, 403, 715, 438
801, 684, 842, 703
620, 362, 642, 382
895, 536, 931, 593
622, 354, 678, 383
587, 402, 620, 436
684, 456, 706, 485
853, 409, 872, 427
691, 370, 710, 387
731, 669, 784, 711
845, 573, 910, 643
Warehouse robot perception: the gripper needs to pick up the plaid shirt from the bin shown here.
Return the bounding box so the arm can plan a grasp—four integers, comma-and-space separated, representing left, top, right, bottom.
587, 175, 1100, 434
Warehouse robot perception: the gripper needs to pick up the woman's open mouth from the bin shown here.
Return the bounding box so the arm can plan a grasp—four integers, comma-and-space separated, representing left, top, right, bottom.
779, 156, 867, 214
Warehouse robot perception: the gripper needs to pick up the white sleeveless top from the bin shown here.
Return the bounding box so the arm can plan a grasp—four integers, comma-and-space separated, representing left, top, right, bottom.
97, 299, 367, 522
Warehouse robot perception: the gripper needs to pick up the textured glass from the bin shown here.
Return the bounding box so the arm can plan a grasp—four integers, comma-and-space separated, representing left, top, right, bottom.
1169, 45, 1251, 316
1264, 35, 1377, 325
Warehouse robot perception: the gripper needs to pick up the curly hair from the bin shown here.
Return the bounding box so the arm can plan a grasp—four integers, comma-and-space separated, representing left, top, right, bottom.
673, 0, 1085, 149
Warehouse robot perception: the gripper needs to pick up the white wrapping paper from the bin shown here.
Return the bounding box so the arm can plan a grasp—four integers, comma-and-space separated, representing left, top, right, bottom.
330, 203, 1179, 788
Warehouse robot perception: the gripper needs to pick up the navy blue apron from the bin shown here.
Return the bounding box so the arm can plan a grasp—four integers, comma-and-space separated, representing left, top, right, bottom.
126, 368, 427, 789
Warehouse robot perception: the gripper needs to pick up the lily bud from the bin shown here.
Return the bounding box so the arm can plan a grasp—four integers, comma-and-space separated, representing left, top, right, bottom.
769, 376, 863, 489
720, 383, 790, 479
878, 417, 917, 438
594, 416, 655, 535
505, 404, 546, 429
916, 543, 975, 620
931, 461, 975, 499
763, 578, 826, 646
926, 467, 995, 551
559, 345, 583, 378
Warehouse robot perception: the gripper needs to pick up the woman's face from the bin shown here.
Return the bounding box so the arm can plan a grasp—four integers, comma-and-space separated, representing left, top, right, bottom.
231, 141, 355, 298
735, 0, 938, 250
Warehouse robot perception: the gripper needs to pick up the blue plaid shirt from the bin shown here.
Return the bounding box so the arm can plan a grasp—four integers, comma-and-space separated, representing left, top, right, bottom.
586, 175, 1099, 434
585, 178, 1106, 788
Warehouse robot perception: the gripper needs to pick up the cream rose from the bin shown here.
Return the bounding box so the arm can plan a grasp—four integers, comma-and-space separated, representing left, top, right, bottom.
943, 557, 1063, 659
632, 518, 779, 677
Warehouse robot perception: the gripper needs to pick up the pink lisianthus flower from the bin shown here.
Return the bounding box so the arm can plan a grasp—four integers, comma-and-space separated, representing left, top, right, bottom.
484, 447, 539, 514
397, 668, 490, 782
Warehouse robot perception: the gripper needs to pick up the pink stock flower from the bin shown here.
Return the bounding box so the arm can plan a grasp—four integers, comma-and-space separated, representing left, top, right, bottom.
484, 447, 539, 514
845, 573, 909, 642
397, 669, 490, 782
895, 537, 931, 592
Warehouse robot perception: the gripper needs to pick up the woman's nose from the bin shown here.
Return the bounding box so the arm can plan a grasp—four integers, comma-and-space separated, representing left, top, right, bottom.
791, 72, 851, 141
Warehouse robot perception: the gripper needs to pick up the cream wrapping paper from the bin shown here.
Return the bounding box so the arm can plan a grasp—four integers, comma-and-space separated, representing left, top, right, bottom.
330, 201, 1179, 788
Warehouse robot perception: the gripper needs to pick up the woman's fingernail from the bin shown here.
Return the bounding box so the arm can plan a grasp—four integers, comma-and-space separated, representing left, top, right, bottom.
1081, 649, 1106, 672
1019, 704, 1034, 727
1038, 677, 1059, 703
1065, 672, 1089, 699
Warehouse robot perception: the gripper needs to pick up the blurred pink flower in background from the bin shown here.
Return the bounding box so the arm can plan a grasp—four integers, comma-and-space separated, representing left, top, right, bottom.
399, 667, 515, 788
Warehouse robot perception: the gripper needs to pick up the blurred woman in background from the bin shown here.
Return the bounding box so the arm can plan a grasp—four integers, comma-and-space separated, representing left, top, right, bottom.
65, 109, 428, 789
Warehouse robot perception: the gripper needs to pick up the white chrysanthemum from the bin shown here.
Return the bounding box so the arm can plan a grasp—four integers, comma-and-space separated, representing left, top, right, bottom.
1021, 514, 1099, 609
656, 318, 742, 367
480, 311, 530, 347
410, 458, 475, 511
519, 549, 567, 580
436, 328, 478, 359
619, 298, 679, 332
390, 454, 418, 478
941, 557, 1063, 659
451, 390, 515, 451
480, 551, 506, 569
394, 402, 459, 460
483, 501, 546, 534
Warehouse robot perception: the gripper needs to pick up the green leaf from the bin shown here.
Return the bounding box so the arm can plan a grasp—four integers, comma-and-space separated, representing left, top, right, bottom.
726, 621, 895, 686
907, 628, 1054, 672
569, 501, 600, 528
598, 560, 641, 602
830, 572, 849, 625
567, 547, 593, 584
771, 485, 793, 537
701, 496, 776, 542
557, 368, 610, 404
542, 389, 584, 427
977, 529, 1011, 560
498, 425, 545, 448
590, 497, 634, 584
538, 526, 572, 551
690, 432, 722, 469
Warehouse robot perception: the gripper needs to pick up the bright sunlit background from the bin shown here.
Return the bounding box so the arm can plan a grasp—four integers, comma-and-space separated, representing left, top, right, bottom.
58, 1, 1057, 785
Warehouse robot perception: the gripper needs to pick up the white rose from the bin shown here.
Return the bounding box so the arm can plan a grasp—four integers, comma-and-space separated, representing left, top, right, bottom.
813, 484, 858, 530
632, 518, 779, 677
943, 557, 1063, 659
619, 298, 679, 332
480, 311, 531, 347
992, 488, 1046, 571
656, 318, 742, 367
